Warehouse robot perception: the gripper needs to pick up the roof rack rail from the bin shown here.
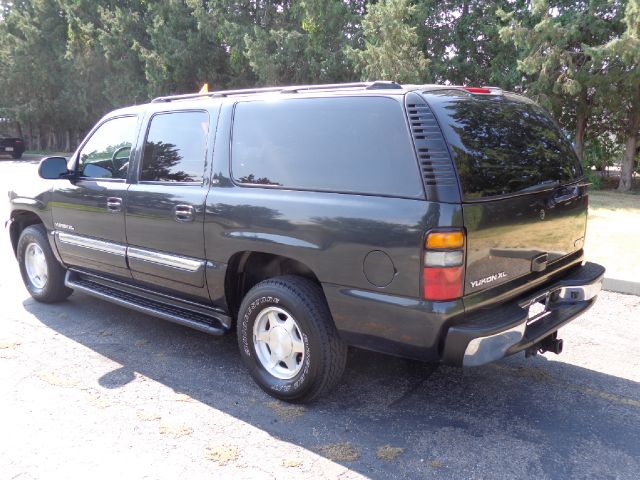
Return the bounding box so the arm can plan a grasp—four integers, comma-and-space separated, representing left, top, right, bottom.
280, 82, 372, 93
151, 86, 283, 103
151, 81, 403, 103
279, 81, 402, 93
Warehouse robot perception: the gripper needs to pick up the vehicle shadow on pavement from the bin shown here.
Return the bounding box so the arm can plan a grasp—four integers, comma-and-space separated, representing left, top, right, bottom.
23, 293, 640, 479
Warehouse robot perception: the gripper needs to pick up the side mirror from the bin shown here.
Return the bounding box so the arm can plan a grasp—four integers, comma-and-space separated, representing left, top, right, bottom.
38, 156, 72, 180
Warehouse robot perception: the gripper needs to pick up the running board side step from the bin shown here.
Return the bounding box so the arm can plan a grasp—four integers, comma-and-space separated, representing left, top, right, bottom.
65, 270, 229, 335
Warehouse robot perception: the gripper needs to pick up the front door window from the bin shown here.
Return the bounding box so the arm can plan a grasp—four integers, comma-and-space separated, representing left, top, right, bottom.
77, 116, 138, 179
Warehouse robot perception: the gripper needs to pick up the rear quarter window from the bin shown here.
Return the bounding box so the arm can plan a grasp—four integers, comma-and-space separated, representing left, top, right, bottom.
424, 92, 582, 200
231, 96, 423, 198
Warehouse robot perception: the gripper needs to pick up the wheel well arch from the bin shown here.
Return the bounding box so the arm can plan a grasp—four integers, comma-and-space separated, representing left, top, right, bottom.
224, 251, 322, 319
9, 210, 44, 255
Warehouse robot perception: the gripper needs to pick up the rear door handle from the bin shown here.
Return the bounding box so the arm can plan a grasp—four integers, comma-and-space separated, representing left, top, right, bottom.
174, 204, 195, 222
107, 197, 122, 213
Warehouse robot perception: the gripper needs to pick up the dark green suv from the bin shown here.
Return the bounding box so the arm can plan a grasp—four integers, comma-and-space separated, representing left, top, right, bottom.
8, 82, 604, 402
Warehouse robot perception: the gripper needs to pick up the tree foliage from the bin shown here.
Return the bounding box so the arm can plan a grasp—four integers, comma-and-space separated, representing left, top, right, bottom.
587, 0, 640, 191
500, 0, 627, 162
0, 0, 637, 192
348, 0, 428, 83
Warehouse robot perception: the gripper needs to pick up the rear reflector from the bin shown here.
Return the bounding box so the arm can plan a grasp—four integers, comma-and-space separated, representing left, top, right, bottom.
423, 266, 464, 300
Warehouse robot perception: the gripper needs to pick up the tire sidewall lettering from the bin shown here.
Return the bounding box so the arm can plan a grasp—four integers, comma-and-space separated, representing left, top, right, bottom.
240, 293, 312, 395
241, 295, 280, 356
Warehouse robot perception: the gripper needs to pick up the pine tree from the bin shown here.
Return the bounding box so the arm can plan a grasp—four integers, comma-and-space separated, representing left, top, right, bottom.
590, 0, 640, 191
140, 0, 231, 96
347, 0, 429, 83
242, 0, 358, 85
419, 0, 528, 89
501, 0, 626, 161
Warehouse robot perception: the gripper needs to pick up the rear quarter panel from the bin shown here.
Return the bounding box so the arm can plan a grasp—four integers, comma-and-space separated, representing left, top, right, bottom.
204, 102, 464, 359
204, 186, 464, 359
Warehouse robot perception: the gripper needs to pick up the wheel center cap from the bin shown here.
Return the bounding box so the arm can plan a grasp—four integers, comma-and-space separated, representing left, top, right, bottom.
269, 326, 293, 358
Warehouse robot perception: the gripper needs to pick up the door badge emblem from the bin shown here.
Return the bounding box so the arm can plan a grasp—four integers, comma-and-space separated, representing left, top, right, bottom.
54, 222, 75, 231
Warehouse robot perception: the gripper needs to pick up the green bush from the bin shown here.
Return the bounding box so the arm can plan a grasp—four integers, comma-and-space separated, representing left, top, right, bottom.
585, 170, 603, 190
583, 137, 620, 172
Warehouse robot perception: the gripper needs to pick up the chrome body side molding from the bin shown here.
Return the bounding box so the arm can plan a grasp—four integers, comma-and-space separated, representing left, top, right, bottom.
127, 246, 203, 272
55, 231, 205, 272
57, 231, 126, 257
54, 231, 207, 287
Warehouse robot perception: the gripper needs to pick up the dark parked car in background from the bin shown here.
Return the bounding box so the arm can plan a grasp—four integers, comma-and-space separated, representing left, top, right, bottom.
0, 132, 25, 159
7, 81, 605, 403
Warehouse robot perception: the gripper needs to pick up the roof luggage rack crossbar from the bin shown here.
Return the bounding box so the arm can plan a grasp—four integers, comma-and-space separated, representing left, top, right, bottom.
151, 81, 403, 103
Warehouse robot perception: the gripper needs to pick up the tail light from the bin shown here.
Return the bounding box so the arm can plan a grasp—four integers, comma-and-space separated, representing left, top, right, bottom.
462, 87, 503, 96
422, 229, 465, 301
463, 87, 492, 94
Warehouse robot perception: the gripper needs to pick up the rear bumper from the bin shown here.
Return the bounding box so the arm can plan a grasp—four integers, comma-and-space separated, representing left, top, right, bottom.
442, 262, 605, 367
0, 145, 25, 155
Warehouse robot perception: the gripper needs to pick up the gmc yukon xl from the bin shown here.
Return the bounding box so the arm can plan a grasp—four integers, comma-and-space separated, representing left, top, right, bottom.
7, 81, 605, 402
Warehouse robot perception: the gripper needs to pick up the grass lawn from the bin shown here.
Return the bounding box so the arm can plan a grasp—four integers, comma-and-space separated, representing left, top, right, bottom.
586, 190, 640, 282
24, 150, 72, 157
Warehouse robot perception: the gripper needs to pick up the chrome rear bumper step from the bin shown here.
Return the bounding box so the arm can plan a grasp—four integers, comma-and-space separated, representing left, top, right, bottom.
442, 262, 605, 367
65, 270, 229, 335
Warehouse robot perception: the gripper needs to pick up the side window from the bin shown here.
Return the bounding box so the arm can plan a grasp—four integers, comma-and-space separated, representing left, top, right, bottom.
231, 97, 423, 197
78, 116, 138, 179
140, 111, 209, 183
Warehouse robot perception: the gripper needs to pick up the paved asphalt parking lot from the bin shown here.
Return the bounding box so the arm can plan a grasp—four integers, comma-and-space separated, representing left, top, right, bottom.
1, 156, 639, 479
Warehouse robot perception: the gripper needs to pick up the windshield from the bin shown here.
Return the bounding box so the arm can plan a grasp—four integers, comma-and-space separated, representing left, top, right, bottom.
423, 91, 582, 200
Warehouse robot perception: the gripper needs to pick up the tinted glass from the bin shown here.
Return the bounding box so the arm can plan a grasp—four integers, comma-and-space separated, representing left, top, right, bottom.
141, 111, 209, 183
425, 92, 581, 200
231, 97, 423, 197
78, 116, 138, 179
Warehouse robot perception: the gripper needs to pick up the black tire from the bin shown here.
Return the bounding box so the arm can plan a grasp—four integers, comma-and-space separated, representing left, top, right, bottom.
17, 224, 72, 303
237, 275, 347, 403
11, 152, 22, 159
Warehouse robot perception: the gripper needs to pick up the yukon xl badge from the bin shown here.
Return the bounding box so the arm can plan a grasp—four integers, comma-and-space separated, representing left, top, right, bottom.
54, 222, 75, 231
470, 272, 507, 288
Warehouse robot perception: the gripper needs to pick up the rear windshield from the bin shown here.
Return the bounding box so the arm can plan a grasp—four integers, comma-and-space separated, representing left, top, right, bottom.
424, 91, 582, 200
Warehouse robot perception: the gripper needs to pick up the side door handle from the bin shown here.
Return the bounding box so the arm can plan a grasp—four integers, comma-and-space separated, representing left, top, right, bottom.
174, 204, 195, 223
107, 197, 122, 213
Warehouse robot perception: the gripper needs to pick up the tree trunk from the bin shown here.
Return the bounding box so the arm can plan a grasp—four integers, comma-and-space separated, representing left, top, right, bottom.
47, 128, 55, 151
35, 126, 42, 151
575, 112, 587, 163
618, 85, 640, 192
574, 90, 589, 163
